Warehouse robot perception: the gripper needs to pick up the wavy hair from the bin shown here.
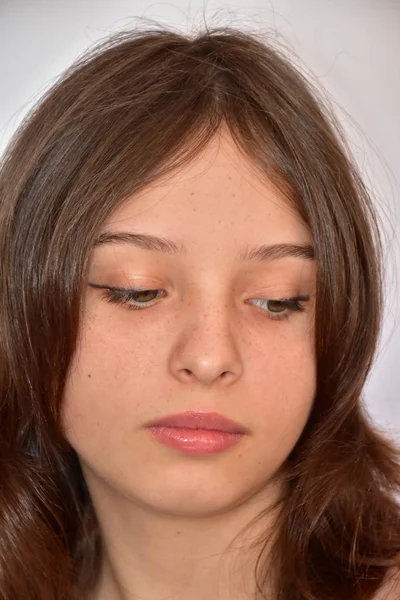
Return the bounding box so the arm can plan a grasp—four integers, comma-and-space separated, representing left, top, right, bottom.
0, 22, 399, 600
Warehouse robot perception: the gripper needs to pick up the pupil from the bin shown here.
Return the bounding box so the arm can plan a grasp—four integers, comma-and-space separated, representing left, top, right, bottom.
135, 290, 157, 302
268, 300, 284, 313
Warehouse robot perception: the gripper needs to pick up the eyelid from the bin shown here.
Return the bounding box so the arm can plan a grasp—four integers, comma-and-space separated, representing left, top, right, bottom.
88, 283, 309, 301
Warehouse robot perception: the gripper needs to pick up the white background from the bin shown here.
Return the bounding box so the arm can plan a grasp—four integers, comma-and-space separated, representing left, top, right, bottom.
0, 0, 399, 439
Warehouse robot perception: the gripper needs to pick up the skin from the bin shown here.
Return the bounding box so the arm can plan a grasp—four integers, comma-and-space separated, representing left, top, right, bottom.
62, 128, 317, 600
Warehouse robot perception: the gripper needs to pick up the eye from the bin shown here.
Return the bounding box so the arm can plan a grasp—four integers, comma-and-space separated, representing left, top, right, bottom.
91, 285, 165, 310
89, 283, 309, 322
247, 297, 308, 321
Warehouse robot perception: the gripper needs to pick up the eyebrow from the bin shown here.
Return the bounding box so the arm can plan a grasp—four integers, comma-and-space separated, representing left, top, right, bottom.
93, 231, 315, 262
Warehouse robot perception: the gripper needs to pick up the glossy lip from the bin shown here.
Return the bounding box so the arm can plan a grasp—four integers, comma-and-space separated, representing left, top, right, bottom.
146, 410, 247, 434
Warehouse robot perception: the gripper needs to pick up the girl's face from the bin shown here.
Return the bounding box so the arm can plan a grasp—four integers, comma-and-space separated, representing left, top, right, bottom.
62, 131, 316, 516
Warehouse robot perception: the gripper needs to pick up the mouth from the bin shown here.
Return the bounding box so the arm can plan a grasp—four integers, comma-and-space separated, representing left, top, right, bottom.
145, 410, 247, 455
146, 410, 247, 434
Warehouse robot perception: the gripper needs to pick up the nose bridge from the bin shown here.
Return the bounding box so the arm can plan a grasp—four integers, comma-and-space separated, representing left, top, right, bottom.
169, 278, 243, 386
186, 272, 237, 335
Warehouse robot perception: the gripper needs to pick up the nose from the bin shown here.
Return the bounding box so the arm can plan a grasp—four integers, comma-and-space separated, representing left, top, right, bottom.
169, 300, 244, 387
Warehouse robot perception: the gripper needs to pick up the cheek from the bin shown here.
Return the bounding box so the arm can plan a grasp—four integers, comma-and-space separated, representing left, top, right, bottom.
60, 312, 163, 452
255, 342, 315, 437
244, 310, 316, 395
241, 320, 316, 456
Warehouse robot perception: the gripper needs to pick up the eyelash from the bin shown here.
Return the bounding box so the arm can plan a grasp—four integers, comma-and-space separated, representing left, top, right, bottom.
91, 284, 309, 322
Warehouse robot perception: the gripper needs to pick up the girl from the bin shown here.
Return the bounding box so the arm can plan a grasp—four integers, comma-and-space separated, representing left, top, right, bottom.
0, 23, 399, 600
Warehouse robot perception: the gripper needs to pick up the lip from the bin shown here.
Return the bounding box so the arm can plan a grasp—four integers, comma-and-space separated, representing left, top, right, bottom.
146, 410, 247, 434
147, 427, 244, 455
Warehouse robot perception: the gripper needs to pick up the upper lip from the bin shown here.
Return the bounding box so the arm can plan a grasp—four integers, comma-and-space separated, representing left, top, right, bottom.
147, 410, 247, 434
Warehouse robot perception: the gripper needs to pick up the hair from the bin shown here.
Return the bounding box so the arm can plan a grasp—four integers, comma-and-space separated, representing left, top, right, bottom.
0, 19, 399, 600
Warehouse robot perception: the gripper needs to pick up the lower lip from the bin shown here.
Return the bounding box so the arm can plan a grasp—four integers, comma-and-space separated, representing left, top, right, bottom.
147, 426, 244, 455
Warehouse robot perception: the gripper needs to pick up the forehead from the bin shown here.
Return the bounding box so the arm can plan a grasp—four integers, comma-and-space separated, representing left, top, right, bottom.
102, 131, 312, 251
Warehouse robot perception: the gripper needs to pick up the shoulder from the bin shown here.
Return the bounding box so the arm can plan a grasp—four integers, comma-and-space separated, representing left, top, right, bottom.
373, 565, 400, 600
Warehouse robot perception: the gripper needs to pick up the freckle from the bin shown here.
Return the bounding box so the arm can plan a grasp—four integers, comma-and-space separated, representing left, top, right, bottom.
176, 530, 182, 535
190, 191, 195, 195
87, 373, 92, 378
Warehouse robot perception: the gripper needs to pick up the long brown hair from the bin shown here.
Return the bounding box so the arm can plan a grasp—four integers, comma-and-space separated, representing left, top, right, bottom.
0, 21, 399, 600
